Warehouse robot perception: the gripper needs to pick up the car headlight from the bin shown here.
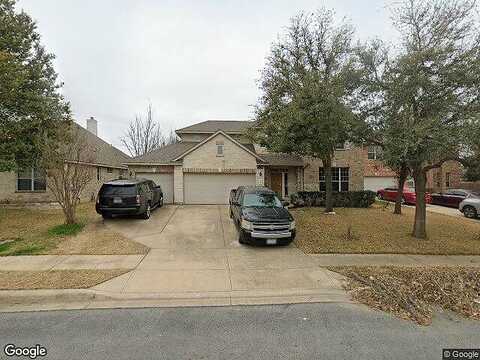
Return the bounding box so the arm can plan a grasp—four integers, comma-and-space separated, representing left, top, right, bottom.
241, 219, 253, 230
289, 221, 296, 230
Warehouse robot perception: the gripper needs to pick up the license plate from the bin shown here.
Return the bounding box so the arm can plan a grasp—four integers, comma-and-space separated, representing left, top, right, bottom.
266, 239, 277, 245
113, 197, 122, 204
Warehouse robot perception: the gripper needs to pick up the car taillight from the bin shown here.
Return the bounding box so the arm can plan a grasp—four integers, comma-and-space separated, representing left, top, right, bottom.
136, 195, 141, 204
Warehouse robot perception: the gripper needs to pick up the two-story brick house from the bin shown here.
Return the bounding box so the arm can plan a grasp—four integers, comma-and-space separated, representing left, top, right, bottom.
126, 120, 400, 204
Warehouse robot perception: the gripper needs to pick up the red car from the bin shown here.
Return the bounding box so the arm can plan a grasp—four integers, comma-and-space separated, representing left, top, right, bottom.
377, 187, 432, 205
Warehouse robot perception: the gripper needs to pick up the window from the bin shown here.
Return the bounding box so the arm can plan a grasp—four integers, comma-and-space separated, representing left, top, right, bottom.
319, 167, 349, 192
17, 168, 46, 191
445, 172, 451, 188
284, 172, 288, 196
107, 167, 113, 173
97, 168, 101, 181
335, 142, 346, 150
216, 141, 224, 157
367, 146, 383, 160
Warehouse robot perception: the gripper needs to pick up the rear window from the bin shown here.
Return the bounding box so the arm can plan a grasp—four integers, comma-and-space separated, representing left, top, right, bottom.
100, 185, 137, 196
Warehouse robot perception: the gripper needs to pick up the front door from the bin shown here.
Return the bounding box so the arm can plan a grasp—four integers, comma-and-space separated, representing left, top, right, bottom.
271, 173, 283, 198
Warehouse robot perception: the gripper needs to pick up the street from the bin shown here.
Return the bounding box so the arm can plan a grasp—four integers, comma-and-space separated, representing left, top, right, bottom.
1, 303, 478, 360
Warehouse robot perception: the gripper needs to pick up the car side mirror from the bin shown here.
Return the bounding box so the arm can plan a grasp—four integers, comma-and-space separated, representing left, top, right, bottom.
282, 200, 290, 207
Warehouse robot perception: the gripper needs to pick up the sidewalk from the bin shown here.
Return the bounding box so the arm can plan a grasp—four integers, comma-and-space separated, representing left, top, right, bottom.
2, 253, 480, 271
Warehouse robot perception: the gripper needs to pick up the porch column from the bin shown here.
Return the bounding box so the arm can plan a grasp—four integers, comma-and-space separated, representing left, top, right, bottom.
256, 166, 265, 186
173, 165, 184, 204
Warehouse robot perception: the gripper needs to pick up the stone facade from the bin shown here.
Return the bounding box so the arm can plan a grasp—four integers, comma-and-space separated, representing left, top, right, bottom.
302, 146, 365, 192
182, 133, 257, 171
173, 165, 184, 204
0, 166, 124, 204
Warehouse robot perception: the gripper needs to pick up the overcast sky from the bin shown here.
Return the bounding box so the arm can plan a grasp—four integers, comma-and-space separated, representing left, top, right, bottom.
17, 0, 398, 151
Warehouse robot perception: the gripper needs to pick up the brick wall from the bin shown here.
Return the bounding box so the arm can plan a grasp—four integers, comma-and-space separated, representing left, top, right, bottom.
303, 146, 365, 191
426, 160, 463, 192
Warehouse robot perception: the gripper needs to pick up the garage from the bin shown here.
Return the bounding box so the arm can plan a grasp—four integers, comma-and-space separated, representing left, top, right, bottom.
184, 173, 256, 204
364, 176, 397, 192
136, 172, 174, 204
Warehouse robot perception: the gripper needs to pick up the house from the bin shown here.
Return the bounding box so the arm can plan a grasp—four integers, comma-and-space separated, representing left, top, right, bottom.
125, 120, 370, 204
0, 117, 130, 204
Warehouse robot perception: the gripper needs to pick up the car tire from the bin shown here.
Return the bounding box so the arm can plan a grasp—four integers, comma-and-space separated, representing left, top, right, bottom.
102, 212, 112, 219
377, 193, 383, 200
238, 230, 247, 245
142, 203, 151, 220
463, 205, 478, 219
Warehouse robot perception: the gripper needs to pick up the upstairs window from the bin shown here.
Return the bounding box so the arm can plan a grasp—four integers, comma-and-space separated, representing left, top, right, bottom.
17, 168, 46, 191
367, 146, 383, 160
335, 142, 346, 150
216, 141, 224, 157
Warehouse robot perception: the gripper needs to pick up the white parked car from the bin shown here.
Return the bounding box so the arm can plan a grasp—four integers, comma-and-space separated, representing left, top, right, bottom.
459, 193, 480, 219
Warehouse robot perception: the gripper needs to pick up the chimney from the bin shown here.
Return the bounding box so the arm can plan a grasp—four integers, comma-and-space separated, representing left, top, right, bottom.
86, 116, 98, 136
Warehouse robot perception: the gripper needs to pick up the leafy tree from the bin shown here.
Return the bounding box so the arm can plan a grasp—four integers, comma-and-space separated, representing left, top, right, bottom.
384, 0, 480, 238
251, 9, 359, 212
0, 0, 70, 171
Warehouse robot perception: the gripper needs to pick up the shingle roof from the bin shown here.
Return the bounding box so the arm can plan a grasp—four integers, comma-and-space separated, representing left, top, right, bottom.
261, 153, 304, 167
125, 142, 198, 164
176, 120, 254, 134
73, 122, 130, 168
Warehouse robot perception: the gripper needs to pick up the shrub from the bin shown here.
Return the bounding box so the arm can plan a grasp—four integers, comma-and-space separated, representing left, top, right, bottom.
290, 191, 376, 208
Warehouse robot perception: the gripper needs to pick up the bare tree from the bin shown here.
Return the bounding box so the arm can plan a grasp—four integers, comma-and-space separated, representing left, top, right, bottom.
41, 122, 95, 224
121, 104, 165, 157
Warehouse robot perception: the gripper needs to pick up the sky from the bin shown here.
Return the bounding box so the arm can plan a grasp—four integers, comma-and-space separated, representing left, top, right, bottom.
17, 0, 398, 151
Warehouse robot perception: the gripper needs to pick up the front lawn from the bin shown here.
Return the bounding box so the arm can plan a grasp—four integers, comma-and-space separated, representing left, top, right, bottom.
0, 203, 148, 256
0, 269, 129, 289
292, 204, 480, 255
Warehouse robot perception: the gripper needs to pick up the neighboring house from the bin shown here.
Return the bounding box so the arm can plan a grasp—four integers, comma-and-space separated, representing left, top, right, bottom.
125, 120, 369, 204
0, 117, 130, 204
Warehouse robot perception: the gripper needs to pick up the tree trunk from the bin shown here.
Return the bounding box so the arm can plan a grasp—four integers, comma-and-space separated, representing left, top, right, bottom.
324, 156, 334, 213
394, 164, 409, 215
412, 167, 427, 239
63, 202, 77, 225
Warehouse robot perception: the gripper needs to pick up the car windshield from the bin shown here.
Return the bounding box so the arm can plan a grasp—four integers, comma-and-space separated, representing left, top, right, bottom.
468, 192, 480, 199
101, 185, 137, 196
243, 193, 282, 207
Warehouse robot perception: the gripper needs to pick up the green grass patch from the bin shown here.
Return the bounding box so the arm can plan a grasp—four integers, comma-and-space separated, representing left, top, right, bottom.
48, 223, 85, 237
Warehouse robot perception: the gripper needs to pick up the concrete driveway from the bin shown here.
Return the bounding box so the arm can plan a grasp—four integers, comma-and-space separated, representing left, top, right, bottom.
95, 205, 346, 305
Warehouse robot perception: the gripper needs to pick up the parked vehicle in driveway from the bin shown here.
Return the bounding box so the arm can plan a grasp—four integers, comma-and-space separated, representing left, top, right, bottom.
95, 178, 163, 219
459, 192, 480, 219
229, 186, 295, 246
377, 187, 432, 205
430, 189, 475, 208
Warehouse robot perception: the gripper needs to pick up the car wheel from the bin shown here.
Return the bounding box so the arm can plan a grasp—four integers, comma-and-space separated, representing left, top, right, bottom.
238, 230, 247, 245
463, 205, 478, 219
377, 193, 383, 200
102, 212, 112, 219
401, 197, 406, 205
142, 203, 151, 220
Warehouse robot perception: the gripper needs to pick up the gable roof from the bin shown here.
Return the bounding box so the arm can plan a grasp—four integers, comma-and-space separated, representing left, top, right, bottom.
73, 122, 130, 168
172, 130, 265, 162
124, 142, 198, 164
176, 120, 254, 134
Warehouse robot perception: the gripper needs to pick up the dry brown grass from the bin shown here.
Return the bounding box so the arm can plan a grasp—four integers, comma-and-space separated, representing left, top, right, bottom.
0, 203, 148, 256
0, 269, 130, 289
293, 205, 480, 254
330, 266, 480, 325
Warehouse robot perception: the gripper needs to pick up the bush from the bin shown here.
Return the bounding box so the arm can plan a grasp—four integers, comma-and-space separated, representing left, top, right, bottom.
290, 191, 376, 208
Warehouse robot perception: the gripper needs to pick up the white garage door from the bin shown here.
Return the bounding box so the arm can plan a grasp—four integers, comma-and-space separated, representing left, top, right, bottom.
364, 177, 397, 192
136, 173, 174, 204
184, 173, 256, 204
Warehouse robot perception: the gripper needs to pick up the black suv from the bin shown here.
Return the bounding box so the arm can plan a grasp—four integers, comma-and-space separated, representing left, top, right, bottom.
229, 186, 296, 246
96, 178, 163, 219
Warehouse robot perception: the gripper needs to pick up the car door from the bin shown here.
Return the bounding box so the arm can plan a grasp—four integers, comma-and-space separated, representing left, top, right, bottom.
384, 188, 396, 201
430, 192, 444, 205
148, 180, 160, 205
450, 190, 467, 208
